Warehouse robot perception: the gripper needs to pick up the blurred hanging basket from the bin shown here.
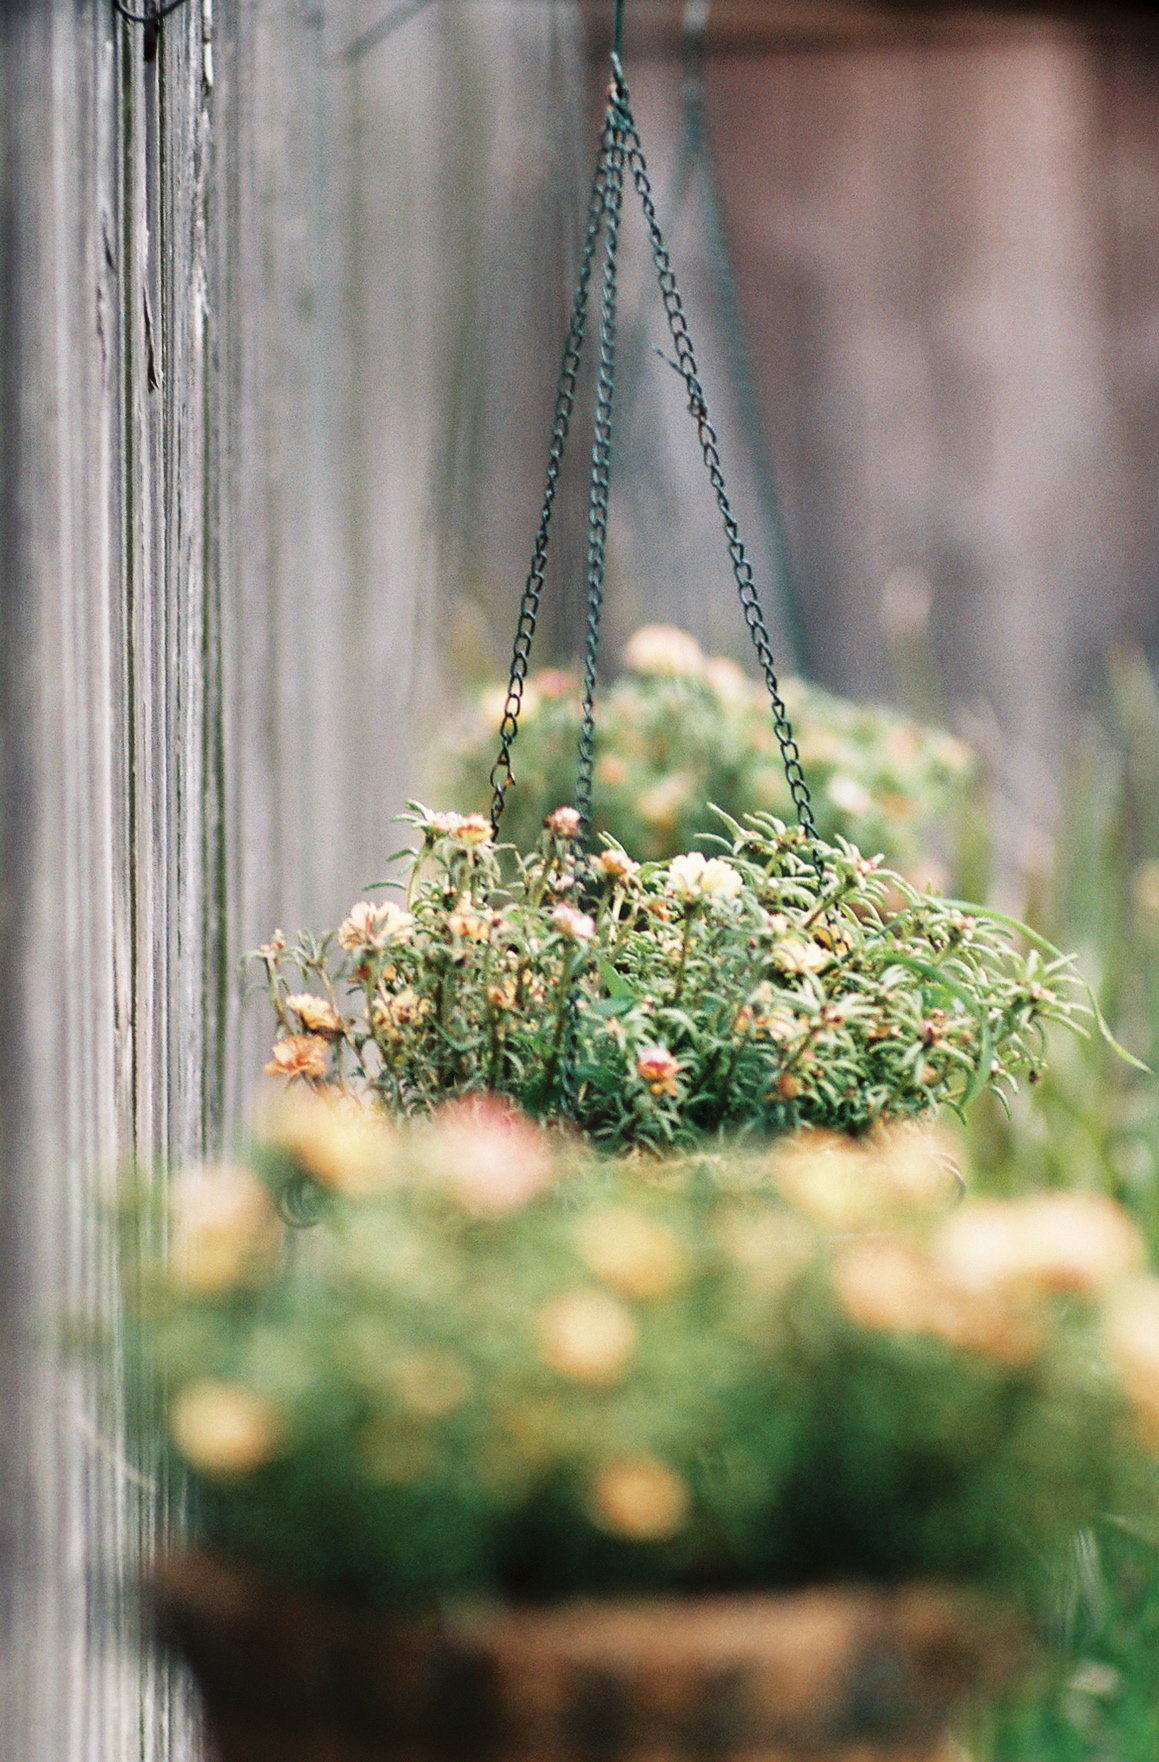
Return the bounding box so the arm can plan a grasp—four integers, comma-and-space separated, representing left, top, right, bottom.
153, 1553, 1017, 1762
248, 8, 1109, 1150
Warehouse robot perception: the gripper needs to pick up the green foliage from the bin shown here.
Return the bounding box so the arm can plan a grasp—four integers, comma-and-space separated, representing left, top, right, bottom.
252, 807, 1084, 1150
965, 651, 1159, 1229
123, 1117, 1159, 1610
439, 626, 974, 869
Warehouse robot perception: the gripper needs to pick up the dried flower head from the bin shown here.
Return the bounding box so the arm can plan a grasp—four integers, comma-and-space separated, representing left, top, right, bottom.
285, 994, 345, 1038
371, 987, 431, 1041
447, 898, 491, 943
596, 847, 639, 883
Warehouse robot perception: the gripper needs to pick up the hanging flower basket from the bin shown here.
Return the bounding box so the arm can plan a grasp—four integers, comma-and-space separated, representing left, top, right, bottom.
254, 805, 1086, 1151
126, 1116, 1159, 1759
152, 1551, 1017, 1762
443, 624, 975, 871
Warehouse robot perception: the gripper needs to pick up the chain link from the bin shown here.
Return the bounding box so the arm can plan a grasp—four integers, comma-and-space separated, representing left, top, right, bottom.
497, 50, 820, 1112
615, 68, 817, 842
574, 99, 626, 842
489, 113, 616, 833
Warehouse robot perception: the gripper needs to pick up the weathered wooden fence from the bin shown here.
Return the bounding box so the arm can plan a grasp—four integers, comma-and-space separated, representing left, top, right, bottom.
0, 2, 585, 1755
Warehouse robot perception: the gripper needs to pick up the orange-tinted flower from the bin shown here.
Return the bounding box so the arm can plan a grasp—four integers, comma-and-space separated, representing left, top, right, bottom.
589, 1457, 691, 1539
285, 993, 344, 1038
636, 1045, 680, 1097
264, 1034, 331, 1080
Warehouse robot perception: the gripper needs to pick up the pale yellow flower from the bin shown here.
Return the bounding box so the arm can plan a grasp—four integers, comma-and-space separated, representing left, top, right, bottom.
169, 1381, 282, 1476
665, 851, 742, 902
538, 1290, 637, 1385
771, 1125, 960, 1233
268, 1088, 399, 1197
427, 810, 466, 837
826, 774, 874, 818
704, 656, 751, 706
552, 902, 595, 941
1104, 1279, 1159, 1440
596, 753, 628, 787
574, 1207, 690, 1300
480, 681, 540, 731
596, 847, 639, 883
371, 987, 431, 1041
447, 897, 491, 942
428, 1095, 554, 1217
589, 1457, 691, 1540
717, 1207, 816, 1293
623, 624, 705, 677
169, 1162, 279, 1292
832, 1238, 1045, 1366
453, 814, 493, 848
769, 937, 831, 976
264, 1034, 331, 1080
637, 773, 693, 832
933, 1193, 1145, 1302
337, 900, 413, 952
285, 994, 344, 1038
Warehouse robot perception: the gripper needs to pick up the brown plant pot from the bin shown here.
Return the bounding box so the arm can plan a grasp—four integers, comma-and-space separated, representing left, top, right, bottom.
151, 1552, 1020, 1762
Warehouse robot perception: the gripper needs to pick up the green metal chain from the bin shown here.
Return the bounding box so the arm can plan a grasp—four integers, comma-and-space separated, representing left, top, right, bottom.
613, 61, 816, 841
488, 111, 617, 834
494, 11, 818, 1112
574, 93, 627, 842
492, 49, 813, 848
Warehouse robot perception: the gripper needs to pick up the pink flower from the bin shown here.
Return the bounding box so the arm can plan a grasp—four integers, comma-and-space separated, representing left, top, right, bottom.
552, 902, 595, 941
428, 1095, 555, 1217
545, 806, 582, 839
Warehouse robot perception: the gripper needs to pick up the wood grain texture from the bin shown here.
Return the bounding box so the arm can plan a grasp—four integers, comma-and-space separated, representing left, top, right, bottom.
0, 3, 572, 1755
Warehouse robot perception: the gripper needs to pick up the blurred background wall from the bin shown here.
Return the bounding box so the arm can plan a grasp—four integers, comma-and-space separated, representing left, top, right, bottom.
1, 2, 1158, 1758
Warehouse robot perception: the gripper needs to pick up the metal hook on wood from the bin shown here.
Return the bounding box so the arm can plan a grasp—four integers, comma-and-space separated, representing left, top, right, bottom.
112, 0, 196, 62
